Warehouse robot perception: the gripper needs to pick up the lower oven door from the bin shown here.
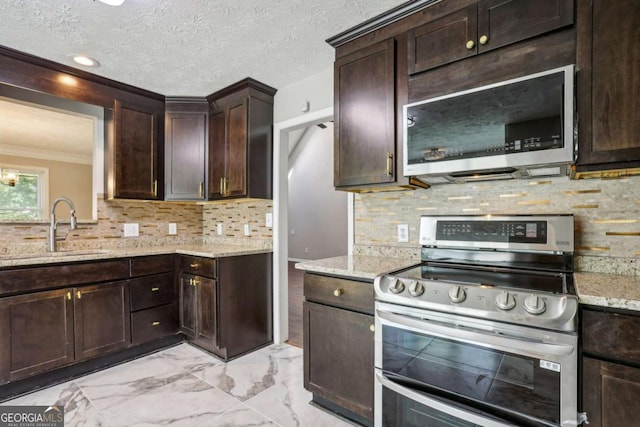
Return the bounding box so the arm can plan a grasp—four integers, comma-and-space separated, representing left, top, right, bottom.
375, 302, 578, 427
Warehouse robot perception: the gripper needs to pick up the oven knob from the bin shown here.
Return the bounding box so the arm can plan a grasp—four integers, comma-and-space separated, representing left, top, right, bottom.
448, 285, 466, 303
495, 290, 516, 310
523, 294, 546, 315
408, 281, 425, 297
388, 279, 405, 294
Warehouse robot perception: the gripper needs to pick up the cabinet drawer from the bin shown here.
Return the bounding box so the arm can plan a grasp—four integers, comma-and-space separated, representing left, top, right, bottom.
130, 254, 174, 277
180, 256, 216, 277
582, 308, 640, 364
131, 304, 178, 345
304, 273, 373, 314
129, 273, 175, 311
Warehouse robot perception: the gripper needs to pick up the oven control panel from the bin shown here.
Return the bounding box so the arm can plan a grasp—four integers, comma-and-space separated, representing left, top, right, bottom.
374, 274, 578, 332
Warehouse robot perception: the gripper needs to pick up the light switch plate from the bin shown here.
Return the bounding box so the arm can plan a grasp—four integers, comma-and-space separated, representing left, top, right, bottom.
397, 224, 409, 243
244, 224, 250, 236
265, 212, 273, 228
168, 223, 177, 235
216, 224, 223, 235
124, 223, 139, 237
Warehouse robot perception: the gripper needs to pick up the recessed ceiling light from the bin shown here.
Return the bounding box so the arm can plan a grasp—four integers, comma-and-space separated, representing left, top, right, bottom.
97, 0, 125, 5
68, 54, 100, 67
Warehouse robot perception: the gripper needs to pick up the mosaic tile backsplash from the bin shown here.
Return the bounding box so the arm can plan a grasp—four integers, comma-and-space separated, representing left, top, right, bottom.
0, 196, 273, 255
353, 175, 640, 274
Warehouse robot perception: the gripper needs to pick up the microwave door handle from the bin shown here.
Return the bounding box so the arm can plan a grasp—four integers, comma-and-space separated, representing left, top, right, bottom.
376, 373, 516, 427
377, 310, 574, 357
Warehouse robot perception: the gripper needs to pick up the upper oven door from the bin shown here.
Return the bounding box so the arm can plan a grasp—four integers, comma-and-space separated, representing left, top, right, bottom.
375, 302, 578, 427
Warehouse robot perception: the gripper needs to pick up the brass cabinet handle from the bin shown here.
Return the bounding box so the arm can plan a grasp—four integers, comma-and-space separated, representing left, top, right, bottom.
479, 35, 489, 45
466, 40, 475, 50
189, 278, 194, 286
152, 321, 160, 326
151, 287, 160, 292
153, 179, 158, 197
190, 263, 199, 268
66, 291, 72, 301
385, 152, 393, 177
193, 278, 199, 286
333, 288, 343, 297
219, 177, 224, 196
370, 324, 375, 332
223, 177, 230, 196
199, 181, 204, 198
76, 290, 82, 299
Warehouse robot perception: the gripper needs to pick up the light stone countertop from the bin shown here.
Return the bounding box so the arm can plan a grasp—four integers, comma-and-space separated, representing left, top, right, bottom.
574, 272, 640, 312
0, 244, 272, 268
295, 255, 416, 280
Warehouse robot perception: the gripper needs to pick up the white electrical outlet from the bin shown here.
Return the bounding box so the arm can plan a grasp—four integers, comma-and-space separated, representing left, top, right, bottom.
265, 212, 273, 228
124, 223, 139, 237
397, 224, 409, 243
168, 223, 177, 235
216, 223, 223, 235
244, 224, 250, 236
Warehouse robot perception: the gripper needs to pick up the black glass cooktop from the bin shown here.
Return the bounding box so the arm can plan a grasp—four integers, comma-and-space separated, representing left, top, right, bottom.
394, 264, 569, 294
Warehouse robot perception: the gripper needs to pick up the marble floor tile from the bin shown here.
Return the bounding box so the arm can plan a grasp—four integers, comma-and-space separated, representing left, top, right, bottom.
245, 374, 354, 427
156, 342, 225, 372
190, 344, 304, 402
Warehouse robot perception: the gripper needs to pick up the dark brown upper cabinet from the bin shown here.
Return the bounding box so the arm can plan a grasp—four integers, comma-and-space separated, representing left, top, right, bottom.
334, 39, 397, 189
164, 99, 208, 201
207, 79, 276, 200
408, 0, 574, 75
108, 98, 165, 200
574, 0, 640, 176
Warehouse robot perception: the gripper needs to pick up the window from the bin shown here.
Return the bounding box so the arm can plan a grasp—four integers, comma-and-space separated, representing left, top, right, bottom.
0, 165, 49, 220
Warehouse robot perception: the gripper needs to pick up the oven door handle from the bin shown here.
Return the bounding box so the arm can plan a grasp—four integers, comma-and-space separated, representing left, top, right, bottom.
376, 372, 516, 427
377, 309, 574, 357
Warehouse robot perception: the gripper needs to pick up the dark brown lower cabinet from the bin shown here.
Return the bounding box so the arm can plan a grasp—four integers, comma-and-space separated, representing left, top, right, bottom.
179, 272, 218, 353
582, 357, 640, 427
304, 301, 374, 423
0, 289, 74, 383
581, 306, 640, 426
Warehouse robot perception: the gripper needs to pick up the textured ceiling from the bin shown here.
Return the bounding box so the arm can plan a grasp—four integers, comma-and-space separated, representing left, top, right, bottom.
0, 0, 407, 96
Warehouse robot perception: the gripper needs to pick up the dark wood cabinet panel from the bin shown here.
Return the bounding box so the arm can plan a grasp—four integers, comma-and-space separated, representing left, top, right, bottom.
304, 273, 373, 314
74, 281, 131, 361
582, 308, 640, 364
334, 38, 396, 188
109, 99, 163, 200
179, 273, 198, 338
408, 5, 477, 74
0, 289, 74, 384
194, 276, 217, 353
180, 255, 216, 277
304, 301, 374, 422
129, 254, 174, 277
207, 79, 275, 200
582, 357, 640, 427
129, 272, 175, 312
575, 0, 640, 174
131, 303, 178, 345
165, 100, 208, 200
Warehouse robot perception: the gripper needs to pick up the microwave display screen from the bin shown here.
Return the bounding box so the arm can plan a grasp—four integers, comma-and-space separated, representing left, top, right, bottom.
406, 71, 565, 166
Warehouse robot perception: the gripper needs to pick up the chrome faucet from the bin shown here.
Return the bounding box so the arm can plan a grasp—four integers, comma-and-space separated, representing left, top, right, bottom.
49, 197, 78, 252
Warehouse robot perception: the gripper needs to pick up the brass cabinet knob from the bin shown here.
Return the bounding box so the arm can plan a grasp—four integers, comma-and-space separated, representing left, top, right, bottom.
66, 291, 72, 301
333, 288, 343, 297
369, 324, 375, 332
151, 287, 160, 292
152, 321, 160, 326
479, 35, 489, 45
76, 290, 82, 299
190, 263, 199, 268
466, 40, 475, 50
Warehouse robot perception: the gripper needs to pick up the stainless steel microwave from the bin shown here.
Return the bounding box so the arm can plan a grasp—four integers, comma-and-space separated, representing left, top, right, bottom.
403, 65, 575, 185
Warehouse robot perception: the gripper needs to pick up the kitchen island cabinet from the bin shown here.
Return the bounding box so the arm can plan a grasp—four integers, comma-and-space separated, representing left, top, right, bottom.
574, 0, 640, 176
581, 306, 640, 426
303, 273, 375, 426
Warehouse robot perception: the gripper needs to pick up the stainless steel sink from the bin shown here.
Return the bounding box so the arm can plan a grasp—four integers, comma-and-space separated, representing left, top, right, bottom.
0, 250, 111, 260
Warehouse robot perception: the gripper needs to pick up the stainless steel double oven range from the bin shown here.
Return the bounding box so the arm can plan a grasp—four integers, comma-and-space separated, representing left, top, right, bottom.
374, 215, 585, 427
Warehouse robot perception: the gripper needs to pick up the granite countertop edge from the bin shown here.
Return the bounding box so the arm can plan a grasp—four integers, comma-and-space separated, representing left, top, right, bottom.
0, 245, 272, 268
295, 255, 417, 281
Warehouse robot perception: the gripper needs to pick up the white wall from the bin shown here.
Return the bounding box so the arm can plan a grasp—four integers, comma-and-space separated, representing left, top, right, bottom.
274, 67, 333, 123
288, 122, 347, 260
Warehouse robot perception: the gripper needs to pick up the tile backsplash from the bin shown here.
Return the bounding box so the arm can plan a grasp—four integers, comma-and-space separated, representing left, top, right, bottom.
353, 175, 640, 274
0, 196, 273, 255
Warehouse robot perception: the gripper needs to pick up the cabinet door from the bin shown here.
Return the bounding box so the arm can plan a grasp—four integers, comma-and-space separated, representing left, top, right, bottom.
208, 108, 227, 199
74, 282, 131, 360
408, 5, 477, 74
303, 301, 374, 421
576, 0, 640, 170
334, 38, 396, 188
226, 99, 249, 197
113, 99, 162, 199
0, 289, 74, 383
582, 357, 640, 427
195, 276, 217, 352
477, 0, 573, 53
179, 273, 198, 338
165, 111, 207, 200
